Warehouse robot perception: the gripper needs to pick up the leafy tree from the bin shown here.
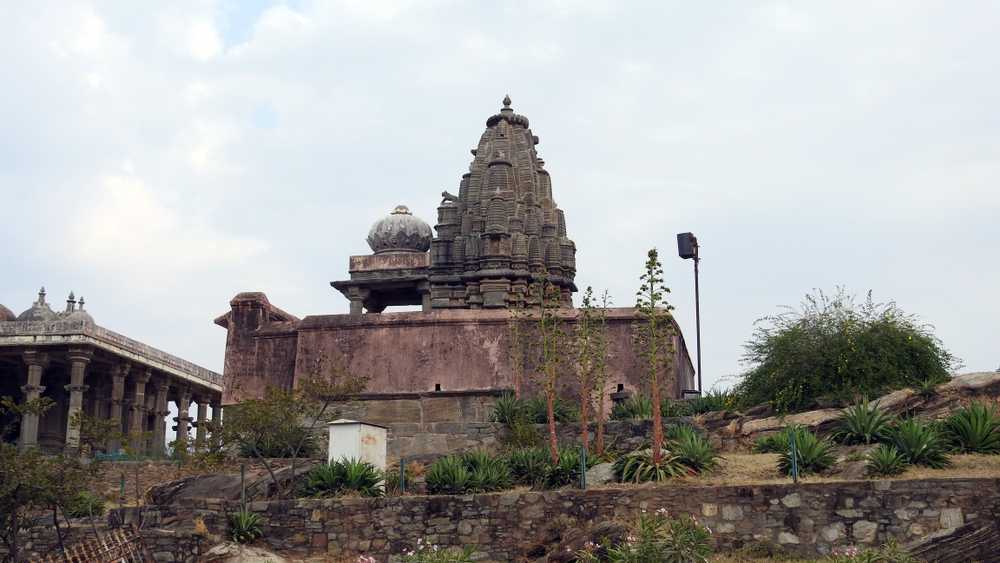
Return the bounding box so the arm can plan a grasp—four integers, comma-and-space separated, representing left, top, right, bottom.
633, 248, 677, 465
220, 355, 367, 498
736, 288, 957, 413
574, 287, 599, 452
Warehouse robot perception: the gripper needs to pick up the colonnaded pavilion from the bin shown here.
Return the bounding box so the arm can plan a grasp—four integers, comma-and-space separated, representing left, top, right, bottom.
0, 288, 222, 456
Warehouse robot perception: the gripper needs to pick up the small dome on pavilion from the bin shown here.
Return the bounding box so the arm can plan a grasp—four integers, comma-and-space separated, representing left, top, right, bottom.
17, 287, 57, 322
0, 303, 15, 322
64, 295, 95, 324
366, 205, 432, 254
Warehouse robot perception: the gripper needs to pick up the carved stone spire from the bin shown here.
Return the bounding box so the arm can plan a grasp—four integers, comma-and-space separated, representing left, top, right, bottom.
429, 96, 577, 309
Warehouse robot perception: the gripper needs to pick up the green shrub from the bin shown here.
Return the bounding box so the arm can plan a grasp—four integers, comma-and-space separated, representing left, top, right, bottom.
834, 397, 896, 445
865, 444, 908, 477
943, 402, 1000, 454
777, 429, 835, 476
735, 289, 956, 413
425, 455, 469, 495
237, 427, 318, 458
661, 399, 694, 418
614, 450, 690, 483
753, 425, 809, 454
611, 396, 653, 420
829, 539, 917, 562
490, 393, 527, 425
461, 450, 511, 493
687, 389, 738, 414
668, 426, 719, 473
577, 511, 712, 562
506, 447, 550, 486
299, 457, 384, 498
65, 491, 105, 518
543, 447, 592, 489
525, 396, 579, 423
401, 541, 475, 562
228, 509, 263, 544
888, 418, 951, 468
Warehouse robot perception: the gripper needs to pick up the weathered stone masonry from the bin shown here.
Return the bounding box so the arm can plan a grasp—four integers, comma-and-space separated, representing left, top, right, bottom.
115, 477, 1000, 562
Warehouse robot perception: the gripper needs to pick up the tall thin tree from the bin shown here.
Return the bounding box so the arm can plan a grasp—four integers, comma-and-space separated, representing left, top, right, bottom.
593, 289, 612, 456
533, 274, 567, 464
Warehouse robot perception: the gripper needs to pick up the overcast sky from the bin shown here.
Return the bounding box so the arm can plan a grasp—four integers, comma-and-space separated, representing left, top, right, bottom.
2, 1, 998, 399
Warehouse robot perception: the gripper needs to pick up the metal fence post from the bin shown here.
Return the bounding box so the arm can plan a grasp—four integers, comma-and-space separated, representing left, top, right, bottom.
579, 445, 587, 489
399, 457, 406, 495
789, 431, 799, 484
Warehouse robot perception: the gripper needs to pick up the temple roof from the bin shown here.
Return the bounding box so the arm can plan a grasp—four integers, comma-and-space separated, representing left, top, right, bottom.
0, 303, 14, 322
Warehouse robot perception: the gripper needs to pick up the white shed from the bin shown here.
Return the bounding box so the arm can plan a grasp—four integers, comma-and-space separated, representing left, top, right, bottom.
326, 419, 388, 471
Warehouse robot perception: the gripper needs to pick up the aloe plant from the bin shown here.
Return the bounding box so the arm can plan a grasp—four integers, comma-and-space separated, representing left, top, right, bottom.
943, 402, 1000, 454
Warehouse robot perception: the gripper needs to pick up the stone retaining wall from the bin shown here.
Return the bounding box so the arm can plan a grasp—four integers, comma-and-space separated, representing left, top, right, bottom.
117, 477, 1000, 561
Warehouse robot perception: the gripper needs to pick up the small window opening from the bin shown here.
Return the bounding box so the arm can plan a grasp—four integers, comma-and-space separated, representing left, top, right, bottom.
616, 384, 624, 392
434, 383, 441, 392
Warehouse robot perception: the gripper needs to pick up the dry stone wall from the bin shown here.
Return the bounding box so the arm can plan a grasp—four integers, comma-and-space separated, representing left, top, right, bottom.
111, 477, 1000, 562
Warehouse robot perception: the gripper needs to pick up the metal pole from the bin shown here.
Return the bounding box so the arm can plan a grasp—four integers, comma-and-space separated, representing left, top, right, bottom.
579, 445, 587, 490
694, 244, 702, 394
240, 463, 246, 512
400, 457, 406, 495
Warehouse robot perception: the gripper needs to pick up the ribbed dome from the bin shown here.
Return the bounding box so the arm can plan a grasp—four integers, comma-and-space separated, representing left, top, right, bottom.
0, 304, 15, 322
17, 287, 57, 322
366, 205, 432, 254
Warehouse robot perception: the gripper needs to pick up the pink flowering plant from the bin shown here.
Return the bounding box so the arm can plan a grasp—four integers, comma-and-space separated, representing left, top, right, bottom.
399, 538, 475, 562
576, 508, 712, 562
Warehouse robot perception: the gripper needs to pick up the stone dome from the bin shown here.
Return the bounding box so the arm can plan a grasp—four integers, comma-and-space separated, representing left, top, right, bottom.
63, 295, 95, 324
17, 287, 57, 322
0, 303, 15, 322
366, 205, 432, 254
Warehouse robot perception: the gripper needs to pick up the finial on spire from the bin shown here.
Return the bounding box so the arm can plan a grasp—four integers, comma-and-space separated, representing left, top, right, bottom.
66, 291, 76, 313
78, 296, 85, 310
38, 287, 47, 304
502, 94, 511, 108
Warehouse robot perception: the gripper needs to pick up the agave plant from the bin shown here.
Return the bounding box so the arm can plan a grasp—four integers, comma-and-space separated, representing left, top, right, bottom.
834, 397, 896, 445
888, 418, 951, 468
490, 393, 527, 425
753, 425, 809, 454
524, 395, 579, 423
777, 429, 835, 476
299, 457, 384, 498
542, 447, 593, 488
611, 396, 653, 420
506, 447, 550, 486
426, 455, 470, 495
461, 450, 511, 492
228, 509, 263, 544
661, 399, 694, 418
687, 389, 738, 414
667, 426, 719, 473
942, 402, 1000, 454
613, 450, 690, 483
865, 444, 908, 477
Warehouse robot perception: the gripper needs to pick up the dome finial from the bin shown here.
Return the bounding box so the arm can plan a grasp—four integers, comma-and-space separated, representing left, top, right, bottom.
66, 291, 76, 313
78, 296, 85, 310
38, 286, 47, 304
502, 94, 512, 108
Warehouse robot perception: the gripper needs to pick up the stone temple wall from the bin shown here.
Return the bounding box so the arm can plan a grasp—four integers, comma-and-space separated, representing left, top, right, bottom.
219, 293, 696, 413
78, 477, 1000, 562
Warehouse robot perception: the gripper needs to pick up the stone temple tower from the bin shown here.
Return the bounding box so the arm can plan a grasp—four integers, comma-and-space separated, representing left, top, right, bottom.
429, 96, 577, 309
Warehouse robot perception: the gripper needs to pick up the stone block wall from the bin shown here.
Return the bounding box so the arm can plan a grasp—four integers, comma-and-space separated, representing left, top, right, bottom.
109, 477, 1000, 562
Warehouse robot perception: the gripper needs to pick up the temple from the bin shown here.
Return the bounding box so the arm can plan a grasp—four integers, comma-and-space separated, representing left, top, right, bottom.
218, 97, 694, 423
0, 288, 222, 455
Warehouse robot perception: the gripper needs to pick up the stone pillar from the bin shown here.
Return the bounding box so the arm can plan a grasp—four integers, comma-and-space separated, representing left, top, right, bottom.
210, 398, 222, 450
64, 348, 93, 454
129, 369, 151, 455
18, 351, 49, 450
194, 397, 209, 451
174, 386, 193, 453
107, 363, 129, 453
152, 380, 170, 458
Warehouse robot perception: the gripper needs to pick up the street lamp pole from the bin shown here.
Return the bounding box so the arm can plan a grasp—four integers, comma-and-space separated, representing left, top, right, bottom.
677, 232, 702, 395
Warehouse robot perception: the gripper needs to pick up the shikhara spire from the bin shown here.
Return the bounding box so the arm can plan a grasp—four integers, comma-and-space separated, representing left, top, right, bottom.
429, 96, 577, 309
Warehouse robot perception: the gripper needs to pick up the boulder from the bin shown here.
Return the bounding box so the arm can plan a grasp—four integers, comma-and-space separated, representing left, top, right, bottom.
147, 460, 320, 505
584, 462, 616, 486
201, 542, 290, 563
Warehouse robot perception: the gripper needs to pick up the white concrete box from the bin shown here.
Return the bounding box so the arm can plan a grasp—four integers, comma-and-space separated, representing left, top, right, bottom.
326, 419, 388, 471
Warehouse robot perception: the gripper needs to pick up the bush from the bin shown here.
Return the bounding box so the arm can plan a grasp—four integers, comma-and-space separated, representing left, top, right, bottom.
777, 429, 835, 476
943, 402, 1000, 454
668, 426, 719, 473
888, 418, 951, 468
834, 397, 896, 445
735, 289, 956, 413
525, 396, 579, 423
687, 389, 739, 414
543, 447, 593, 489
65, 491, 105, 518
490, 393, 526, 425
661, 399, 694, 418
865, 444, 908, 477
425, 455, 469, 495
611, 396, 653, 420
228, 509, 262, 544
237, 427, 318, 458
829, 539, 917, 562
577, 510, 712, 563
299, 457, 384, 498
401, 540, 475, 562
506, 447, 550, 486
614, 450, 690, 483
753, 425, 809, 454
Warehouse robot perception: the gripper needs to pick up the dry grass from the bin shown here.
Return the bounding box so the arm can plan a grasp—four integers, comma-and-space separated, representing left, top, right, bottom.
674, 453, 1000, 487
